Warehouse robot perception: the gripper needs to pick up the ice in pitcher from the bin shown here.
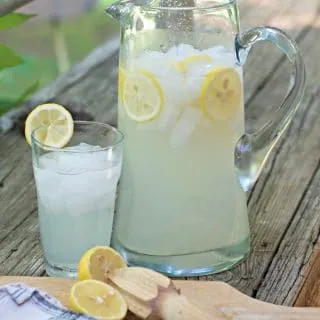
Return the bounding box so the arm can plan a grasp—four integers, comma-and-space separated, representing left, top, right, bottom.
115, 44, 249, 258
33, 143, 122, 274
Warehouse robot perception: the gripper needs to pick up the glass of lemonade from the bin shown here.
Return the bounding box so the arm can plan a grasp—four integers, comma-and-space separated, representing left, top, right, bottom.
31, 121, 123, 277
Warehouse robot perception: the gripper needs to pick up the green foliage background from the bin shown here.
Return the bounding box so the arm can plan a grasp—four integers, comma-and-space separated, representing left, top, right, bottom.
0, 1, 118, 117
0, 12, 38, 116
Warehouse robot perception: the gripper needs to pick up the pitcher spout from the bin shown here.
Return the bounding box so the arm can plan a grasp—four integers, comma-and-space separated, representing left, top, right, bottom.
105, 0, 133, 22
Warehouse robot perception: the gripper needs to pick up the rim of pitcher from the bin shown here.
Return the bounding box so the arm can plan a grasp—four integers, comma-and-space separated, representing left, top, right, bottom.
137, 0, 236, 12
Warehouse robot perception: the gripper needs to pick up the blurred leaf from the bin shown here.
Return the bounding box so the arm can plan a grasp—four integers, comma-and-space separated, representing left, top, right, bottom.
0, 45, 23, 70
15, 80, 39, 106
0, 80, 39, 116
0, 104, 13, 116
0, 13, 35, 31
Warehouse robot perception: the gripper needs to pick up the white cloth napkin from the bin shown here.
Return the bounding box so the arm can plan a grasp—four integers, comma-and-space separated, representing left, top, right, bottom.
0, 283, 95, 320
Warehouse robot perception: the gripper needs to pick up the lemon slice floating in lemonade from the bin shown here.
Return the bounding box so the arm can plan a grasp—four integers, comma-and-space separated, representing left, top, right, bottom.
24, 103, 74, 147
78, 246, 127, 282
70, 279, 127, 320
200, 67, 242, 120
122, 69, 164, 122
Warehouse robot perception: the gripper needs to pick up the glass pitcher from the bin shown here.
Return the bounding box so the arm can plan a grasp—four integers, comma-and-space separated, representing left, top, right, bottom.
107, 0, 305, 276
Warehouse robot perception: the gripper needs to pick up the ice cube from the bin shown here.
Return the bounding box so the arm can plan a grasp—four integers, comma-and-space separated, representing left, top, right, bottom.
215, 53, 236, 68
127, 50, 163, 70
170, 107, 202, 149
183, 64, 213, 106
158, 102, 183, 131
136, 50, 169, 76
33, 142, 122, 218
132, 45, 238, 134
203, 46, 236, 68
203, 45, 230, 57
64, 142, 103, 152
167, 44, 197, 59
38, 143, 121, 174
35, 164, 120, 216
166, 45, 180, 59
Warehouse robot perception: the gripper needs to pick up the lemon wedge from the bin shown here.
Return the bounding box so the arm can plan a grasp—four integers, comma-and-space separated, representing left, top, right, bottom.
200, 67, 242, 120
173, 55, 212, 73
122, 69, 164, 122
78, 246, 127, 282
70, 279, 127, 320
24, 103, 74, 147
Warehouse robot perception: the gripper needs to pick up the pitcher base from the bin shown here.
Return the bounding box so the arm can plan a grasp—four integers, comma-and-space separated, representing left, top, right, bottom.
112, 237, 250, 277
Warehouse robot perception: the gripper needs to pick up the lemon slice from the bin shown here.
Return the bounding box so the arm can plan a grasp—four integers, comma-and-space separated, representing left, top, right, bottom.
200, 67, 242, 120
122, 69, 164, 122
177, 54, 212, 73
70, 279, 127, 320
78, 246, 127, 282
24, 103, 73, 147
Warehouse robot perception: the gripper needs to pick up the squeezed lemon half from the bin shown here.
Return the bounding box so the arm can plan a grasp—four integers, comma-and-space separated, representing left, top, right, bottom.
69, 279, 127, 320
78, 246, 127, 282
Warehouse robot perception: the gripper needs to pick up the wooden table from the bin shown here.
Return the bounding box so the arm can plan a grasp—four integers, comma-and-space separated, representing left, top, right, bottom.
1, 0, 320, 309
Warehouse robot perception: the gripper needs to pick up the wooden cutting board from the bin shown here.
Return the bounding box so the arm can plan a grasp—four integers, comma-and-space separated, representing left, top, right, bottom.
1, 276, 320, 319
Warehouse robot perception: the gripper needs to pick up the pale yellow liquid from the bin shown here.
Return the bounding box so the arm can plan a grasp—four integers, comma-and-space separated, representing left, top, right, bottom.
115, 45, 249, 256
117, 115, 248, 256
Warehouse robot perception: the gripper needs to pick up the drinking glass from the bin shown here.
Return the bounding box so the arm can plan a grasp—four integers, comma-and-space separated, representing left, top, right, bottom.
31, 121, 123, 277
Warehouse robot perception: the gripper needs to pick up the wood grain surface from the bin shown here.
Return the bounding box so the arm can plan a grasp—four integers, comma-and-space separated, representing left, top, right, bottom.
1, 0, 320, 309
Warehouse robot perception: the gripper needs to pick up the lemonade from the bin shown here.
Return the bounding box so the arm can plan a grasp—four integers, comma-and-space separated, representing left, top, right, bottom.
112, 43, 250, 275
33, 142, 122, 277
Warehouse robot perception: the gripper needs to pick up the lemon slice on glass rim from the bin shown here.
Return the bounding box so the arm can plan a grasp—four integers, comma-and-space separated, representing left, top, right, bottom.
122, 69, 164, 122
69, 279, 127, 320
200, 67, 242, 120
24, 103, 74, 147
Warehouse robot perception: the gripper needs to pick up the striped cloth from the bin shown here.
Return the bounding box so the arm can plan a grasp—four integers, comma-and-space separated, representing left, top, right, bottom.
0, 283, 95, 320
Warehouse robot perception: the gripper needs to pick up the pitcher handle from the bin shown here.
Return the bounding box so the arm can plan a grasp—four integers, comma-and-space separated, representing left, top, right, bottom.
234, 26, 306, 192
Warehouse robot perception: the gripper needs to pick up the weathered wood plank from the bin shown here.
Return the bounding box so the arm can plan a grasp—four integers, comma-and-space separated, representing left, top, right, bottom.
252, 14, 320, 303
295, 245, 320, 307
0, 143, 33, 208
243, 0, 319, 129
0, 210, 45, 276
0, 133, 38, 246
255, 111, 320, 305
0, 132, 24, 181
0, 178, 37, 245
